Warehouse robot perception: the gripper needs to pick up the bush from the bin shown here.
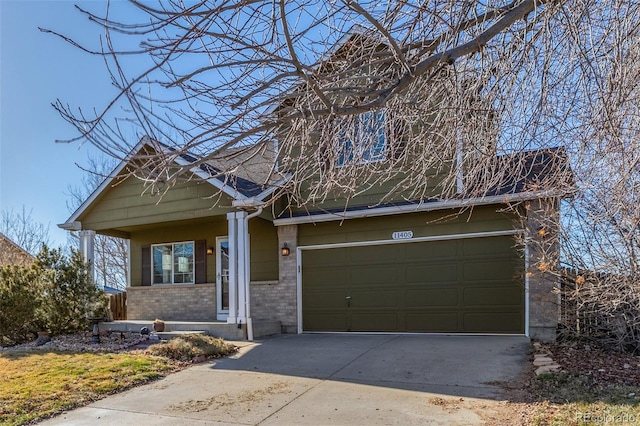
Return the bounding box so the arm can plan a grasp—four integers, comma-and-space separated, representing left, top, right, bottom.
146, 334, 237, 361
0, 265, 42, 346
0, 246, 108, 346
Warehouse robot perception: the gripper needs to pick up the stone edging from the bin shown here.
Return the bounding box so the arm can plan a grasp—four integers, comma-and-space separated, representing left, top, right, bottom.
532, 341, 563, 376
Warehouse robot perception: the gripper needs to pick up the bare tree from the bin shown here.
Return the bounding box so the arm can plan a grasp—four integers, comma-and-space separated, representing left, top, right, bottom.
0, 206, 51, 256
67, 155, 129, 291
44, 1, 640, 346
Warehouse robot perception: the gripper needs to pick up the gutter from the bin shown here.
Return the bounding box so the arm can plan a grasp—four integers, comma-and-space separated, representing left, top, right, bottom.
58, 221, 82, 231
273, 190, 568, 226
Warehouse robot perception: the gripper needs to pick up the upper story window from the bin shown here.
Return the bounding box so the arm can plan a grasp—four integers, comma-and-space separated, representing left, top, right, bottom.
152, 241, 194, 284
337, 111, 387, 166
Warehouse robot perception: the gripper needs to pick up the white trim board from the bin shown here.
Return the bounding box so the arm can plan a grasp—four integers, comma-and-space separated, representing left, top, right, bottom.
275, 191, 564, 226
296, 229, 527, 335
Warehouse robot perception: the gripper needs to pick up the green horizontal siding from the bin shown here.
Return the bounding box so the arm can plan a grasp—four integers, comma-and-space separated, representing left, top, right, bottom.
129, 217, 278, 287
298, 205, 517, 247
80, 173, 234, 231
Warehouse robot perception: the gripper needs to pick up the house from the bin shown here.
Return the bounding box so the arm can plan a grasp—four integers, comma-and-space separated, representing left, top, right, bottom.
0, 232, 34, 266
59, 35, 574, 342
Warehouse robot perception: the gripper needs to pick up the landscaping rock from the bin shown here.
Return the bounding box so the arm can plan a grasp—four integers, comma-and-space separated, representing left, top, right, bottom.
1, 331, 150, 353
535, 365, 562, 375
533, 356, 555, 366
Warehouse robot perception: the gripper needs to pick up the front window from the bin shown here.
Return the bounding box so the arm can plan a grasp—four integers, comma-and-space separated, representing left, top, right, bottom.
152, 242, 194, 284
337, 110, 387, 166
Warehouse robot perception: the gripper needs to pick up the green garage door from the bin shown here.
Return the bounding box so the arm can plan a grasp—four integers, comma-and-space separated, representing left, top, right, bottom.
302, 235, 524, 333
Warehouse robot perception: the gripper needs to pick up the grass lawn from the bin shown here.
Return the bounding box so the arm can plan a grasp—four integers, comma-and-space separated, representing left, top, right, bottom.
0, 350, 176, 426
527, 373, 640, 425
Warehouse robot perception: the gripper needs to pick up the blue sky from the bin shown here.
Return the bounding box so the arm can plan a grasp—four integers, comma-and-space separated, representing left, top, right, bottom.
0, 1, 132, 246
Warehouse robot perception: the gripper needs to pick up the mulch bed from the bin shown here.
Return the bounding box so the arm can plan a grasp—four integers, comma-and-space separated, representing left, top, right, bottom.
0, 331, 156, 353
544, 341, 640, 387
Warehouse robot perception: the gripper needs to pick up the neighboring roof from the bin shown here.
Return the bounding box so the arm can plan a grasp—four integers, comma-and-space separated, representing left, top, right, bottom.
275, 147, 575, 221
0, 232, 34, 266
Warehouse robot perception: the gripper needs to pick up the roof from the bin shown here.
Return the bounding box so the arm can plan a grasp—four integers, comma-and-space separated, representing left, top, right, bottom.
482, 147, 575, 197
277, 147, 574, 220
0, 232, 34, 266
168, 147, 265, 198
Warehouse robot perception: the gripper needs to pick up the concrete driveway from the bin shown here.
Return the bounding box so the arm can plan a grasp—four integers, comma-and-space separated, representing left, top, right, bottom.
42, 334, 530, 425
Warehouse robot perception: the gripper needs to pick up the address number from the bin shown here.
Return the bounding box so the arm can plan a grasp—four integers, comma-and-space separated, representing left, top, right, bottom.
392, 231, 413, 240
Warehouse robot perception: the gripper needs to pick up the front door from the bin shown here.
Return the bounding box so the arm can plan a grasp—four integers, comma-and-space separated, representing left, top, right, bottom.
216, 237, 230, 320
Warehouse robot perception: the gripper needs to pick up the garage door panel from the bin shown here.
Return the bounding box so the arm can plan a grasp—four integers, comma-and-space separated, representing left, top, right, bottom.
463, 237, 516, 255
463, 260, 520, 281
302, 234, 524, 334
308, 248, 349, 266
303, 290, 349, 308
405, 288, 459, 307
350, 313, 398, 331
405, 262, 458, 283
463, 286, 524, 306
347, 244, 397, 263
351, 290, 397, 308
405, 313, 459, 332
304, 313, 349, 331
304, 266, 351, 287
404, 240, 457, 259
463, 312, 523, 333
350, 266, 397, 285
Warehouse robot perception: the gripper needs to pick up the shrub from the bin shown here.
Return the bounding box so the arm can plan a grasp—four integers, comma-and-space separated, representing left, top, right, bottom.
0, 246, 108, 345
33, 247, 108, 335
0, 265, 42, 345
146, 334, 237, 361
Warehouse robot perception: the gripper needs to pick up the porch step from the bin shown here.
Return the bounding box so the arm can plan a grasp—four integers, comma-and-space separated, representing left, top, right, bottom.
99, 319, 281, 340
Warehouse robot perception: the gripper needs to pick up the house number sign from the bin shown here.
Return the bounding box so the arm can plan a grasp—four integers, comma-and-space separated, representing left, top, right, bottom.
392, 231, 413, 240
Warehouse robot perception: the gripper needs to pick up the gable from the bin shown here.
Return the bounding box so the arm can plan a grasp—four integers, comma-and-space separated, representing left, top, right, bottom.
77, 169, 235, 233
61, 138, 275, 234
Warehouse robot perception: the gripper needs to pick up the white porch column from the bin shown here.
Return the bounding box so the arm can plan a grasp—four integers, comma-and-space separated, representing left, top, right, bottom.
78, 230, 96, 287
226, 212, 238, 324
236, 211, 248, 324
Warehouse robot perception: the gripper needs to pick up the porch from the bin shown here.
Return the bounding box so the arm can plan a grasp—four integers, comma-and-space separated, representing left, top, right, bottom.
99, 319, 282, 341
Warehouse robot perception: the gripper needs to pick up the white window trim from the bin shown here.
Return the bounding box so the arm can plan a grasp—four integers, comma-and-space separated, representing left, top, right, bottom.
151, 240, 196, 285
336, 110, 388, 167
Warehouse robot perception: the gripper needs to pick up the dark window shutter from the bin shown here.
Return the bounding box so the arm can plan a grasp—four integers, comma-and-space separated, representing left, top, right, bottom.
195, 239, 207, 284
386, 113, 406, 159
141, 245, 151, 286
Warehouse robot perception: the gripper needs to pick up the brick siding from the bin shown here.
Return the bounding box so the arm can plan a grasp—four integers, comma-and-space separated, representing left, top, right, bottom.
127, 284, 217, 321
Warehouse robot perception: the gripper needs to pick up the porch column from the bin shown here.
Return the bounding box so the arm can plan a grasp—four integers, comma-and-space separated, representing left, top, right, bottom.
78, 230, 96, 287
226, 212, 238, 324
236, 211, 249, 324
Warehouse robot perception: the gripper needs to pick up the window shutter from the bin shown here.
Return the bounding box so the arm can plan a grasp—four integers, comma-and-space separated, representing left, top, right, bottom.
141, 245, 151, 286
386, 113, 406, 159
195, 239, 207, 284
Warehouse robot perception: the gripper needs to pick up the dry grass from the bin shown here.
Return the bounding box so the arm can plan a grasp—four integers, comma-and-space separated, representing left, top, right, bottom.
0, 350, 175, 426
526, 373, 640, 425
145, 334, 237, 361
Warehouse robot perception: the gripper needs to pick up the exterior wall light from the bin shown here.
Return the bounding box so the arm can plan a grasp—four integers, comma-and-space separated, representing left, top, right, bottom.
206, 247, 214, 255
281, 243, 290, 256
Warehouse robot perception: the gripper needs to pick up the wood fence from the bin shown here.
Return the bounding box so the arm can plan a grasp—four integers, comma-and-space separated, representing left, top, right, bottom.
559, 268, 602, 339
109, 292, 127, 320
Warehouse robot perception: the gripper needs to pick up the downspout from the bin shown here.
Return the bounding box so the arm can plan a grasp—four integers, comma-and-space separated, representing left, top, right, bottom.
243, 207, 263, 341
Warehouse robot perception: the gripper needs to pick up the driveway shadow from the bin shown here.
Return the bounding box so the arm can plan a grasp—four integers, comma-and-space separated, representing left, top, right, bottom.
210, 333, 531, 399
